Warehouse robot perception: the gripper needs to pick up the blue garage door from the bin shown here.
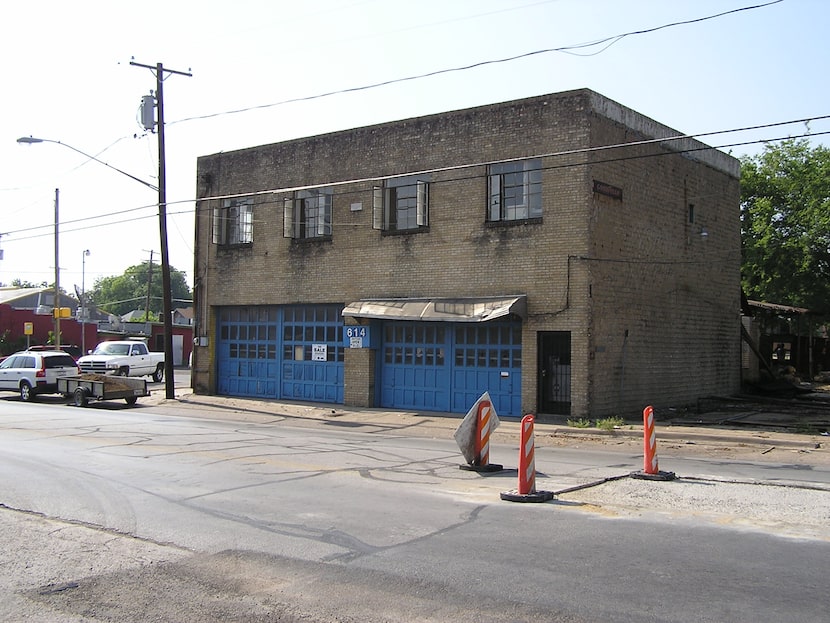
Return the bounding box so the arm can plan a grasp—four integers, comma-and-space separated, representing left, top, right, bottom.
452, 323, 522, 417
380, 320, 522, 416
216, 307, 280, 398
281, 305, 344, 402
380, 323, 451, 412
216, 305, 344, 403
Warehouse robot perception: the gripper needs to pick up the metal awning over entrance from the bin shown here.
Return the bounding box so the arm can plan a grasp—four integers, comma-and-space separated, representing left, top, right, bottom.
342, 295, 527, 322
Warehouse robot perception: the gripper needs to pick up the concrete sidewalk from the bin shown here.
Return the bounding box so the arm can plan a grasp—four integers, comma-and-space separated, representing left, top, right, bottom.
146, 388, 829, 466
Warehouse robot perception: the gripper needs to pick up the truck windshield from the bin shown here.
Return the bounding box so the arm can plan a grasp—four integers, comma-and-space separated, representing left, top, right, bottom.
93, 343, 131, 355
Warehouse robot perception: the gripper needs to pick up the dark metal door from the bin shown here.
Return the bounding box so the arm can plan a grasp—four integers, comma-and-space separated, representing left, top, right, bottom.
538, 332, 571, 415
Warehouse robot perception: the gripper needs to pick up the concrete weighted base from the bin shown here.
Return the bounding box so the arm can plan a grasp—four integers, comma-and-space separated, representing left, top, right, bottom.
500, 489, 554, 503
460, 463, 503, 473
631, 470, 676, 481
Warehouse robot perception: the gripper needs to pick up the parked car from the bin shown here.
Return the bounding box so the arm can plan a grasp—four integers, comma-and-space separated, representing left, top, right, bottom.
24, 344, 83, 361
78, 340, 165, 382
0, 349, 80, 401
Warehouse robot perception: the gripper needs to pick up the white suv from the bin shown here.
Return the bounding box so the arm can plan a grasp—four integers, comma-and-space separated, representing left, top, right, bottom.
0, 350, 80, 401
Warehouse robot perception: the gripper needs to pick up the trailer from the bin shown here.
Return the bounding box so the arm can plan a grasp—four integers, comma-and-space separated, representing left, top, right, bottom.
58, 374, 149, 407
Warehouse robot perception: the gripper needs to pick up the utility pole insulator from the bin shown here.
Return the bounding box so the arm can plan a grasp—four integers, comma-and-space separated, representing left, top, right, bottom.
141, 93, 157, 131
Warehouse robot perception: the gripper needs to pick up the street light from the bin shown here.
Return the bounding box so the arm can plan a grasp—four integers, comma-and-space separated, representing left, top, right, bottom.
81, 249, 91, 354
16, 137, 159, 191
17, 135, 175, 397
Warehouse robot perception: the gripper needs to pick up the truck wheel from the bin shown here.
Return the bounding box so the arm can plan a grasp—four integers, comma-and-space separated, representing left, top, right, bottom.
152, 364, 164, 383
73, 387, 89, 407
20, 381, 35, 402
115, 367, 128, 376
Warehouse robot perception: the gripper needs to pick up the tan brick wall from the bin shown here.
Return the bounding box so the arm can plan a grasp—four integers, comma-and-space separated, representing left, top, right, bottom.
584, 113, 741, 416
192, 89, 740, 418
344, 348, 376, 407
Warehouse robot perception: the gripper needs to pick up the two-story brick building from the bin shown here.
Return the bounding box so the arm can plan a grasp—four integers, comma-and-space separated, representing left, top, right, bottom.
191, 88, 741, 419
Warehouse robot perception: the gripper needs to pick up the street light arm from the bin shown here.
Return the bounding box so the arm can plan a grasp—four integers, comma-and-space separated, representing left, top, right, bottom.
16, 136, 159, 192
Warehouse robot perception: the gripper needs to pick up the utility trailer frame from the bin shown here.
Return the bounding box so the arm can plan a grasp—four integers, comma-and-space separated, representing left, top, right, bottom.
58, 375, 149, 407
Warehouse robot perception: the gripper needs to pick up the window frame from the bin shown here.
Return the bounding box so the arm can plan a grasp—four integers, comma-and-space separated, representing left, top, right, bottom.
213, 198, 254, 246
487, 159, 542, 223
373, 174, 429, 233
284, 187, 333, 240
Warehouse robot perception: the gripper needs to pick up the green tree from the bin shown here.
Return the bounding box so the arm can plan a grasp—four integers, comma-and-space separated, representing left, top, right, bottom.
90, 262, 192, 319
741, 139, 830, 313
10, 278, 49, 288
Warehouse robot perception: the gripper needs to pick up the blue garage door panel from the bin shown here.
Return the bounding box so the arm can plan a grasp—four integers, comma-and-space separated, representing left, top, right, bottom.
380, 320, 522, 417
217, 305, 344, 404
216, 312, 280, 399
280, 305, 344, 403
380, 324, 450, 412
451, 324, 522, 416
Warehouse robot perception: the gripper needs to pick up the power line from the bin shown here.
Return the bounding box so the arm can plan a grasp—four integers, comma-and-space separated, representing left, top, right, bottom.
168, 1, 784, 127
1, 0, 787, 206
561, 0, 784, 57
2, 0, 787, 221
3, 201, 161, 238
3, 121, 827, 245
186, 115, 830, 205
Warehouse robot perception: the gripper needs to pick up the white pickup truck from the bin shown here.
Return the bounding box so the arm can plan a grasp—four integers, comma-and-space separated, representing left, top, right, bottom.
78, 340, 165, 382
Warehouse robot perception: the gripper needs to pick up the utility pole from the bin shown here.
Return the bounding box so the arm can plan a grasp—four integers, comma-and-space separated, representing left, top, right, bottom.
54, 188, 61, 349
144, 249, 155, 321
130, 60, 191, 399
81, 249, 90, 354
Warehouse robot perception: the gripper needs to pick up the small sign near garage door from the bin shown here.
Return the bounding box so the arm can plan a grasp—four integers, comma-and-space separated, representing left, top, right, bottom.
344, 325, 371, 348
312, 343, 328, 361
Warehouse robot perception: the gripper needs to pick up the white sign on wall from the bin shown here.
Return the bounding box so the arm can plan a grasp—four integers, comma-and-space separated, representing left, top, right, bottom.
312, 343, 327, 362
344, 326, 370, 348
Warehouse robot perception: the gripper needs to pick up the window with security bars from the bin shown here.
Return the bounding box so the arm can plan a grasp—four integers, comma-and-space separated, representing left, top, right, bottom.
284, 188, 332, 239
213, 198, 253, 245
373, 174, 429, 232
487, 159, 542, 222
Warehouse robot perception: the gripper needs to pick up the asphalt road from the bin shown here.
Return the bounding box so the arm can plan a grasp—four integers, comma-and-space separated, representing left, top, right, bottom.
0, 396, 828, 622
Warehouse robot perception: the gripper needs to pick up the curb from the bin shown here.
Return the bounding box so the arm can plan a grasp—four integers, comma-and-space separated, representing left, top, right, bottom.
537, 425, 823, 449
148, 392, 827, 453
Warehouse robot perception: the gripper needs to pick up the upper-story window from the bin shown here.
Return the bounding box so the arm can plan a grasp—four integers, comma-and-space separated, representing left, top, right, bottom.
373, 174, 429, 232
284, 188, 332, 239
213, 198, 253, 245
487, 159, 542, 222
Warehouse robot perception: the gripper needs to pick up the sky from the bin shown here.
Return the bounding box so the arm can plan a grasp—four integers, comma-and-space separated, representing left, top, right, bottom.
1, 0, 827, 300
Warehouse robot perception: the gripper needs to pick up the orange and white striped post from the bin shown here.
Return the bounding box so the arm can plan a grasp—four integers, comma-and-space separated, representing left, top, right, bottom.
631, 405, 675, 481
474, 399, 493, 467
643, 404, 659, 474
501, 414, 553, 503
518, 414, 537, 494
